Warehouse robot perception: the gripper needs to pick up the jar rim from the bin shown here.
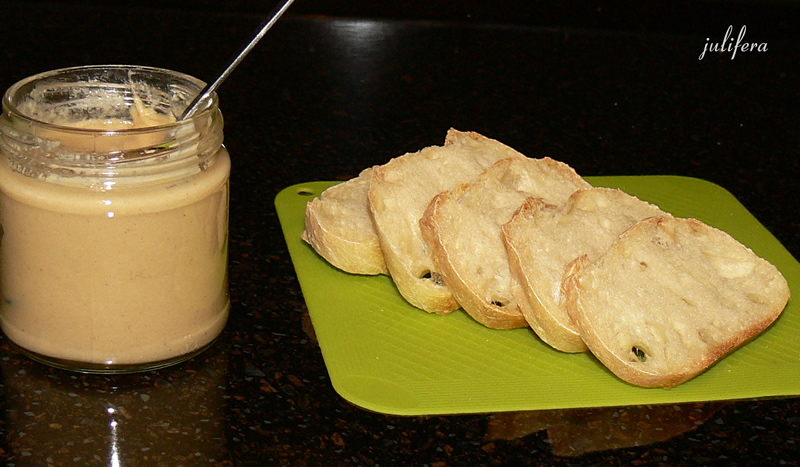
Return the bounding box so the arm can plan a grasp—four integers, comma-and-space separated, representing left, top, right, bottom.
2, 64, 217, 134
0, 65, 225, 188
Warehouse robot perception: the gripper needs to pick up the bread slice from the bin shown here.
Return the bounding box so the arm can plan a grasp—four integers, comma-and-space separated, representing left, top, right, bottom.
420, 157, 591, 329
502, 187, 668, 351
302, 167, 388, 275
368, 129, 527, 314
563, 216, 791, 388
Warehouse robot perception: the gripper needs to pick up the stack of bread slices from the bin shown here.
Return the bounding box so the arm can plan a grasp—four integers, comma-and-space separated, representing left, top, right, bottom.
302, 129, 790, 388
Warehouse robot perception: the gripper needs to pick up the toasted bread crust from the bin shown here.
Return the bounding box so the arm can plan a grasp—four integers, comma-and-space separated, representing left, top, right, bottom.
420, 157, 590, 329
502, 188, 668, 352
503, 198, 587, 350
368, 129, 527, 314
564, 216, 791, 388
421, 183, 527, 329
302, 167, 389, 275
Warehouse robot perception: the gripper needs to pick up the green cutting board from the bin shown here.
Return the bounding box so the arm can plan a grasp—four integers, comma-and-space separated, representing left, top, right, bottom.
275, 176, 800, 416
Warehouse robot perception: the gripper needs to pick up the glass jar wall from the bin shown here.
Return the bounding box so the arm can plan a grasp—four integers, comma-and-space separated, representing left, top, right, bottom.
0, 65, 231, 373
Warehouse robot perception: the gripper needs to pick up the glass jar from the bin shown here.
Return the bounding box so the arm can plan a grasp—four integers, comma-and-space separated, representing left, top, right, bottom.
0, 65, 231, 373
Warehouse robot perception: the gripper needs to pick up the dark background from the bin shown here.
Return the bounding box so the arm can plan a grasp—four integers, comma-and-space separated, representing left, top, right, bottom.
26, 0, 800, 38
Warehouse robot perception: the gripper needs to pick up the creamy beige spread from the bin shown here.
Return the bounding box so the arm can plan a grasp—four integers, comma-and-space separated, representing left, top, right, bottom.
0, 103, 230, 366
65, 96, 176, 130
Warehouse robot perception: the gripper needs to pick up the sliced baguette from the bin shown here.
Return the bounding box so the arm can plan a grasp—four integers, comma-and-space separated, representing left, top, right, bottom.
368, 129, 527, 314
563, 216, 791, 388
302, 167, 388, 275
502, 187, 669, 352
420, 157, 591, 329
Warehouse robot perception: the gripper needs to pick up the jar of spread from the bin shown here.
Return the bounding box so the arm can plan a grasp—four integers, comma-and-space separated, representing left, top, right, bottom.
0, 65, 231, 373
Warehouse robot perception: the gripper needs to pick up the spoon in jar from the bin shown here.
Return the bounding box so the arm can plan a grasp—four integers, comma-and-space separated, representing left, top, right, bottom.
179, 0, 297, 120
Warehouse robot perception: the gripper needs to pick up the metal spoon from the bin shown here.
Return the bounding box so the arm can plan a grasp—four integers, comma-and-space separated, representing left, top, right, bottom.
179, 0, 297, 120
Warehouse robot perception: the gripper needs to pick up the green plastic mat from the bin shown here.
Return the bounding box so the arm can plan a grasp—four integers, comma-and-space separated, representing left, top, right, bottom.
275, 175, 800, 416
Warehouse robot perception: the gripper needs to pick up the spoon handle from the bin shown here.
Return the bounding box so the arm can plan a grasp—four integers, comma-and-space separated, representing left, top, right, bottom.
180, 0, 297, 120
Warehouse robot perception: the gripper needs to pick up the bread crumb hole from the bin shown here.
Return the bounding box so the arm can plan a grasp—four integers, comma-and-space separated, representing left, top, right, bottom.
420, 270, 446, 287
631, 346, 648, 363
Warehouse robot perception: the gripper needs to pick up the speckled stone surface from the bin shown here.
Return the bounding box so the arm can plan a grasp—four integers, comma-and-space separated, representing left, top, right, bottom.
1, 1, 799, 465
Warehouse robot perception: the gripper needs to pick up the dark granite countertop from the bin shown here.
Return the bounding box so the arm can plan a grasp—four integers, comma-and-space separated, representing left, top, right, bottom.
1, 1, 799, 465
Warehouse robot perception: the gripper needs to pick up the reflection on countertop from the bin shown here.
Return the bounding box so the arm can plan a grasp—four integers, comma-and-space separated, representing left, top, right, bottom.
1, 340, 230, 464
486, 403, 726, 457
